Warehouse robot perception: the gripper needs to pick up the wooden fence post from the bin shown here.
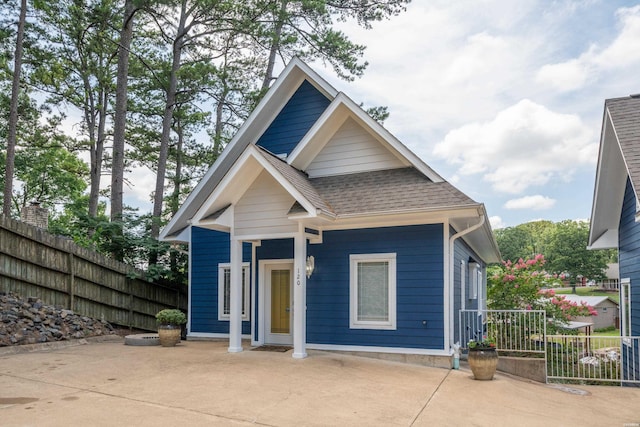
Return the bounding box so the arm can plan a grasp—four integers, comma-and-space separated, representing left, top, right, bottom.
68, 253, 75, 311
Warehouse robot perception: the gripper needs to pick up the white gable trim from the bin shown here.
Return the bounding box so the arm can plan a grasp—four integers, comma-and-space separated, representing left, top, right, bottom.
190, 145, 323, 228
287, 93, 444, 182
160, 58, 337, 241
588, 108, 631, 249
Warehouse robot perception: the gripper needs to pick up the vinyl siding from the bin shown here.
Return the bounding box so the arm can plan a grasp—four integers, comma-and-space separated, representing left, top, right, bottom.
234, 171, 297, 237
306, 117, 405, 178
618, 178, 640, 381
453, 231, 484, 344
190, 227, 251, 335
619, 178, 640, 336
306, 225, 445, 349
256, 80, 330, 156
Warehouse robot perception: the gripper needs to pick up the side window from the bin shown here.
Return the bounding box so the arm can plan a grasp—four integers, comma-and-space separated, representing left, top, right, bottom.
468, 262, 480, 300
349, 253, 397, 330
621, 278, 631, 340
218, 263, 250, 321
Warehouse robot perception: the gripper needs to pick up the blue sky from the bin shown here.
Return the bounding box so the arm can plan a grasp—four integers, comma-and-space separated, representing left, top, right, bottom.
313, 0, 640, 230
113, 0, 640, 230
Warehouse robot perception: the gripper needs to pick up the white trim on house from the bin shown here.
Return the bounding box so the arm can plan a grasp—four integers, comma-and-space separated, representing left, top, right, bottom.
287, 93, 444, 183
187, 332, 252, 340
589, 109, 630, 249
460, 259, 466, 311
306, 343, 451, 357
190, 145, 322, 228
160, 58, 337, 241
258, 258, 295, 348
187, 226, 193, 336
349, 253, 397, 330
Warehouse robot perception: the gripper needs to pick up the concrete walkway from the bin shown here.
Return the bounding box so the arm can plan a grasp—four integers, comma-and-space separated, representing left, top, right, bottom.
1, 339, 639, 426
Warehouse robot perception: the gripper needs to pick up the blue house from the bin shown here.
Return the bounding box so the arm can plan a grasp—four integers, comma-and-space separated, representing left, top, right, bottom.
588, 95, 640, 381
160, 59, 500, 366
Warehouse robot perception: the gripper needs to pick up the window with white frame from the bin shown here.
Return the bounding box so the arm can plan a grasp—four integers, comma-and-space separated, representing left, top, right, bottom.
621, 278, 631, 341
468, 262, 480, 300
218, 263, 250, 321
350, 253, 396, 330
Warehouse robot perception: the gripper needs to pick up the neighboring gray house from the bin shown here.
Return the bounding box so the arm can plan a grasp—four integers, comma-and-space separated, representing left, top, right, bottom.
560, 295, 619, 330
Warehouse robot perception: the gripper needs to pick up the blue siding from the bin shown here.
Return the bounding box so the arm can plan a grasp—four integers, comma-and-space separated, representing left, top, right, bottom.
619, 178, 640, 381
619, 178, 640, 337
306, 225, 445, 349
190, 227, 251, 335
453, 231, 484, 344
256, 80, 331, 156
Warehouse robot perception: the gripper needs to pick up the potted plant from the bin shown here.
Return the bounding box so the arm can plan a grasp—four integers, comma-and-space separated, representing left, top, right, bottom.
467, 336, 498, 380
155, 309, 187, 347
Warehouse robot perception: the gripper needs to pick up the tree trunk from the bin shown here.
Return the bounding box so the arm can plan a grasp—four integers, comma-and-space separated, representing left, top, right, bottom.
150, 0, 187, 246
261, 0, 287, 91
110, 0, 136, 260
3, 0, 27, 217
89, 89, 108, 219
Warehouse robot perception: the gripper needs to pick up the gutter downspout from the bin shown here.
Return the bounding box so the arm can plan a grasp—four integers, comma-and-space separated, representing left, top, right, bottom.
447, 214, 486, 353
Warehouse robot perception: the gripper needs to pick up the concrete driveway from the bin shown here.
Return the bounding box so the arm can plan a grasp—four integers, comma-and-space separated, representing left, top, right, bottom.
1, 338, 639, 426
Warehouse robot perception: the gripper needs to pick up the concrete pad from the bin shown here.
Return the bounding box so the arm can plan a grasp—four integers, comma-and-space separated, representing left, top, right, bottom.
1, 340, 639, 426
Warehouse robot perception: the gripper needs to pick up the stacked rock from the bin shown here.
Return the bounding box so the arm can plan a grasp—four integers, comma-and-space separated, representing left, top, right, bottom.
0, 292, 115, 346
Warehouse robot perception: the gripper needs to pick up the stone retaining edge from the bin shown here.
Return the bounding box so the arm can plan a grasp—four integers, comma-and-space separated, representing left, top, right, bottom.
0, 335, 123, 357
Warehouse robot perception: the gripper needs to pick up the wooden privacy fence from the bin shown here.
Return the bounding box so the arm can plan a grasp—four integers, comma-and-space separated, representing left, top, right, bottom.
0, 215, 187, 331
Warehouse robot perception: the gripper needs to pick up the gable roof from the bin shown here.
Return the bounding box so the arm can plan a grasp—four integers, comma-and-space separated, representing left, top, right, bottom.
160, 58, 337, 240
588, 95, 640, 249
559, 294, 618, 308
287, 93, 444, 182
160, 58, 500, 263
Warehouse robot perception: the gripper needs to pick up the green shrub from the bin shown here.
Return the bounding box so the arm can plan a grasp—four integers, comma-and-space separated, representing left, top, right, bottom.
155, 309, 187, 325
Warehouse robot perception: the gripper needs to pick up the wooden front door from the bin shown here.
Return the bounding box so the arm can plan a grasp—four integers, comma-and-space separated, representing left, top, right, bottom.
265, 263, 293, 345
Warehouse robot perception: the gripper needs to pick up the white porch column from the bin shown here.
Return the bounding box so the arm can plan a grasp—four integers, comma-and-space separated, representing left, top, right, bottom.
228, 236, 243, 353
292, 227, 307, 359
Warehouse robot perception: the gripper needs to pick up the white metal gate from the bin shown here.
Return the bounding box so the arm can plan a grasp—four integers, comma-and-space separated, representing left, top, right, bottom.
546, 335, 640, 386
459, 310, 640, 386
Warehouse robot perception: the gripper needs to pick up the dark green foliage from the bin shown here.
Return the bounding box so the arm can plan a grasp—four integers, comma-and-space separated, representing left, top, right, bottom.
494, 220, 614, 282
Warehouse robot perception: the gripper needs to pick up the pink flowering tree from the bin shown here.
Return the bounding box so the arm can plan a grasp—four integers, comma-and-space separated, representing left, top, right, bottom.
488, 254, 597, 334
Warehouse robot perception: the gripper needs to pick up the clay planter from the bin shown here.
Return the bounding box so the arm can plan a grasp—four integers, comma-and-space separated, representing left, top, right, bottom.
468, 348, 498, 380
157, 324, 182, 347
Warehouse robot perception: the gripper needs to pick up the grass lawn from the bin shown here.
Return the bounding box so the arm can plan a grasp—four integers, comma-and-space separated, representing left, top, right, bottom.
553, 287, 620, 304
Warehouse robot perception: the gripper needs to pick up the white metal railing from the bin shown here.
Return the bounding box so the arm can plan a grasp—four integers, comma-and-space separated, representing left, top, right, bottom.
546, 335, 640, 385
459, 309, 546, 355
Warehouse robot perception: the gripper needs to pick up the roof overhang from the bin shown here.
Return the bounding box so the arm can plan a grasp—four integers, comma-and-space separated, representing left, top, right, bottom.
160, 58, 337, 241
189, 145, 327, 231
588, 108, 631, 250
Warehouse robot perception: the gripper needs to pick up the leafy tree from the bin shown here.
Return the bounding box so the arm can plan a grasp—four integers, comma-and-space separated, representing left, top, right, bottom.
544, 220, 609, 281
488, 254, 598, 334
32, 0, 119, 219
257, 0, 411, 89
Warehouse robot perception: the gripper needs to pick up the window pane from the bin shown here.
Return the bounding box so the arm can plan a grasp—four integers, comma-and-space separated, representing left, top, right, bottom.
223, 269, 231, 315
223, 267, 248, 317
357, 261, 389, 322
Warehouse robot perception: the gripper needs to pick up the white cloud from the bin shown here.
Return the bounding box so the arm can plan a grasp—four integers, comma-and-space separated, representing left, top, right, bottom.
536, 5, 640, 92
489, 215, 506, 229
536, 59, 591, 92
504, 195, 556, 210
433, 99, 596, 194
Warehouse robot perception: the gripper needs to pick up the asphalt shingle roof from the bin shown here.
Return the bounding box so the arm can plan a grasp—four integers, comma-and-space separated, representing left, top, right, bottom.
310, 168, 478, 216
257, 147, 479, 217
